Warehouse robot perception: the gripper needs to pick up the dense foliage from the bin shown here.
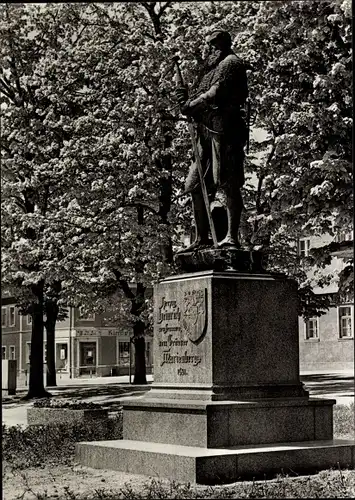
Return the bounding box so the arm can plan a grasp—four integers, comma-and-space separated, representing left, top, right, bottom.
1, 1, 352, 393
33, 398, 103, 409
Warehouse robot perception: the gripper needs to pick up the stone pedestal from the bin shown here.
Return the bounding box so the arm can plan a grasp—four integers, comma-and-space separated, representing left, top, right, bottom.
149, 271, 306, 401
76, 270, 355, 483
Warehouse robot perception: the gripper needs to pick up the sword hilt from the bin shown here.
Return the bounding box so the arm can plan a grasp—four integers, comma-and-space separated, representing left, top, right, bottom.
172, 55, 187, 90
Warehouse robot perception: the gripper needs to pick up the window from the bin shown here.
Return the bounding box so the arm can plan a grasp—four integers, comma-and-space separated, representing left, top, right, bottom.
44, 342, 47, 363
305, 318, 319, 340
9, 346, 15, 360
9, 306, 15, 327
338, 306, 353, 338
335, 230, 353, 243
27, 315, 32, 325
299, 238, 311, 257
2, 346, 6, 360
78, 306, 95, 321
118, 342, 130, 366
2, 307, 7, 327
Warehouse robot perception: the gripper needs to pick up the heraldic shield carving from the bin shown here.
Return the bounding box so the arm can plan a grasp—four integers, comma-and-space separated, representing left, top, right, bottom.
181, 288, 208, 344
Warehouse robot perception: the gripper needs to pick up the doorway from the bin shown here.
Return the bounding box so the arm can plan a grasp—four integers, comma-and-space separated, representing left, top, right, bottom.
79, 341, 97, 376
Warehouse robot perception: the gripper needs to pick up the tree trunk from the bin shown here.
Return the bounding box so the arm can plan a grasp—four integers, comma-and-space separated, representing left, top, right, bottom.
45, 299, 59, 387
133, 320, 147, 385
23, 283, 51, 399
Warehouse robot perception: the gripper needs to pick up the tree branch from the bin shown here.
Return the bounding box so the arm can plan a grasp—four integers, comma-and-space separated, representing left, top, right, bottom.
112, 269, 135, 300
157, 1, 172, 18
0, 78, 17, 101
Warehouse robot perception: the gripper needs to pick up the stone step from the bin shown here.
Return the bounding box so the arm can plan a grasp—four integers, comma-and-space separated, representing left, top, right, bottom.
76, 438, 355, 485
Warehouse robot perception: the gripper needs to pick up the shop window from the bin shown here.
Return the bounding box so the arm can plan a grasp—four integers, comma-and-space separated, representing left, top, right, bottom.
338, 306, 353, 338
118, 342, 130, 366
9, 306, 15, 327
298, 238, 311, 257
2, 307, 7, 327
9, 346, 16, 360
2, 346, 6, 360
79, 306, 95, 321
305, 318, 319, 340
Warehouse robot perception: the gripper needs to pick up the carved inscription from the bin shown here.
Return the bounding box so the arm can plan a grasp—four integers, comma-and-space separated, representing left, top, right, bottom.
158, 298, 181, 323
159, 335, 188, 348
158, 297, 182, 334
161, 351, 202, 367
157, 289, 207, 375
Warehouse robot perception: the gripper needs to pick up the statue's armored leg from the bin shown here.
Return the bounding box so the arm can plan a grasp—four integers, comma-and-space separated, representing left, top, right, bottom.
218, 187, 243, 248
179, 189, 210, 253
178, 143, 212, 252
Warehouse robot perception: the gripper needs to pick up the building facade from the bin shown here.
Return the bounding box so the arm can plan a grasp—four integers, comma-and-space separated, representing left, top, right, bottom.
1, 301, 153, 385
297, 231, 353, 371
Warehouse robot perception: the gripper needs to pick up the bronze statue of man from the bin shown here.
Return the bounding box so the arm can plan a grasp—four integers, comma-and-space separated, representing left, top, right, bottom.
176, 30, 248, 251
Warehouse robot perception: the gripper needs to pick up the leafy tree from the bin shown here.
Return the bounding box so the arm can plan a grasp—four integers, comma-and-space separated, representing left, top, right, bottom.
220, 0, 352, 316
0, 3, 97, 395
2, 1, 352, 399
160, 0, 352, 316
1, 2, 188, 387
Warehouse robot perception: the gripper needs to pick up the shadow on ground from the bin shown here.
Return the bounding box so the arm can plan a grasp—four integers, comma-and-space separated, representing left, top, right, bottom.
2, 374, 353, 407
2, 383, 152, 407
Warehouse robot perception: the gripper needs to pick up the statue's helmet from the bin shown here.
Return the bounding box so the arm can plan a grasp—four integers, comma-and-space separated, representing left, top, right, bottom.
206, 30, 232, 48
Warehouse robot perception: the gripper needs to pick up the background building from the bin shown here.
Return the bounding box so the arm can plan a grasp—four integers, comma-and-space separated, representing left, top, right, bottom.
298, 231, 353, 371
1, 301, 153, 386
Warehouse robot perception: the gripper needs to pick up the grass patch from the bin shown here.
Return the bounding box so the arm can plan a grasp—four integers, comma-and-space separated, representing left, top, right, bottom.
89, 472, 355, 498
2, 411, 122, 470
5, 469, 355, 499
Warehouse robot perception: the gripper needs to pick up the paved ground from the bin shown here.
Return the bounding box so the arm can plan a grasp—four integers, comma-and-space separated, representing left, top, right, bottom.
2, 371, 353, 428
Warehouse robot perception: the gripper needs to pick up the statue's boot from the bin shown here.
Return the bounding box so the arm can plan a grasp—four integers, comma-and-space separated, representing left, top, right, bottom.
218, 235, 240, 248
218, 190, 243, 249
177, 190, 210, 253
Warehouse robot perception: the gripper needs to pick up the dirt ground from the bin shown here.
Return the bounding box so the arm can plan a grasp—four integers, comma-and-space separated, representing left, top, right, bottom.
3, 464, 162, 499
3, 463, 355, 499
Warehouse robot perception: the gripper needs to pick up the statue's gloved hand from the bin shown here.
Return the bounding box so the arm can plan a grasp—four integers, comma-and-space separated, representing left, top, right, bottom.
175, 87, 188, 105
180, 100, 193, 116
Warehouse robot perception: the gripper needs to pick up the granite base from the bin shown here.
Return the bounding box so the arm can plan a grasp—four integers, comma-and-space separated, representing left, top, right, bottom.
76, 438, 355, 484
122, 397, 334, 447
